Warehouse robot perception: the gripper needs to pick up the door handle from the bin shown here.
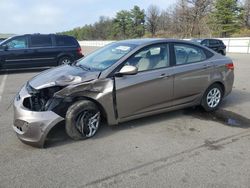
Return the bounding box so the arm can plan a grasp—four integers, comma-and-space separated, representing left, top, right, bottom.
159, 73, 169, 79
203, 64, 209, 69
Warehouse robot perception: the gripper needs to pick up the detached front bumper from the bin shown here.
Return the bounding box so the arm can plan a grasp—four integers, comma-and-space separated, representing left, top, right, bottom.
13, 86, 64, 147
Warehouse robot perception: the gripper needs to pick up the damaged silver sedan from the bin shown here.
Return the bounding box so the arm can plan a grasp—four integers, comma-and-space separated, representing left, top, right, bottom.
13, 39, 234, 147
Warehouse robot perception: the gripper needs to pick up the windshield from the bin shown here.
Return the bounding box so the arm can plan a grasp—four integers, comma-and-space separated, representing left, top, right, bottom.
75, 42, 136, 71
0, 37, 11, 46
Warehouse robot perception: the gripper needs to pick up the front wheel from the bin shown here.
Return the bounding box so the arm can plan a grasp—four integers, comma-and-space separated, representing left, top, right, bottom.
201, 84, 223, 112
65, 100, 101, 140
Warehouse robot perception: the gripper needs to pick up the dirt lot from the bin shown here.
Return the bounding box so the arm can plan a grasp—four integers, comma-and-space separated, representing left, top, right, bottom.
0, 52, 249, 188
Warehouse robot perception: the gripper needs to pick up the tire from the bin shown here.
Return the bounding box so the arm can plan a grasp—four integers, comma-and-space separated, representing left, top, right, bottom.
58, 56, 72, 65
201, 84, 223, 112
65, 100, 101, 140
219, 50, 225, 56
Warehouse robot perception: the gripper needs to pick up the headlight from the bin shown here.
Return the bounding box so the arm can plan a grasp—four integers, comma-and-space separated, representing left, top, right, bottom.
26, 82, 39, 94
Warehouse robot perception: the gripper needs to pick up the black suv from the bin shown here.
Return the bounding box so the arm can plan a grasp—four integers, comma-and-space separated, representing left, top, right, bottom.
191, 39, 226, 55
0, 34, 83, 70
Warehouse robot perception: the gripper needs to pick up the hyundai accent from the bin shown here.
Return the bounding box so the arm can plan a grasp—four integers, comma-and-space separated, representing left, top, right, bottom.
13, 39, 234, 147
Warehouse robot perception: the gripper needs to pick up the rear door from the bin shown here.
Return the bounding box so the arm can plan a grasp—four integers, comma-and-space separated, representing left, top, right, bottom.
54, 35, 80, 60
29, 35, 57, 67
1, 35, 33, 69
172, 43, 214, 106
115, 43, 174, 120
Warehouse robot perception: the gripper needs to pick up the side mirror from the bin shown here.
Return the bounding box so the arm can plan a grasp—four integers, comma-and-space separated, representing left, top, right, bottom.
115, 65, 138, 77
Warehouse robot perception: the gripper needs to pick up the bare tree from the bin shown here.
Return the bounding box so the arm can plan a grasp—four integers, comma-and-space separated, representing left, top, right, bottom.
158, 10, 171, 31
169, 0, 212, 38
187, 0, 213, 37
146, 5, 160, 36
172, 0, 191, 38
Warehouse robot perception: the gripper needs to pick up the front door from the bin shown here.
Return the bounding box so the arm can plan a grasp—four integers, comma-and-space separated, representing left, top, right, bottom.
2, 36, 33, 69
115, 44, 174, 120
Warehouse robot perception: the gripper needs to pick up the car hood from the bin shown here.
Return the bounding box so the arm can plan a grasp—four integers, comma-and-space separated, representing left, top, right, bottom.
29, 65, 100, 90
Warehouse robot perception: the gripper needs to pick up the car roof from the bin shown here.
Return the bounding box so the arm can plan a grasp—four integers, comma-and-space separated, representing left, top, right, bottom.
8, 33, 72, 38
116, 38, 191, 46
192, 38, 223, 41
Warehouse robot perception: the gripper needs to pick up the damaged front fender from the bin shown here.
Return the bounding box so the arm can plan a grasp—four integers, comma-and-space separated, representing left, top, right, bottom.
54, 78, 118, 125
23, 78, 118, 126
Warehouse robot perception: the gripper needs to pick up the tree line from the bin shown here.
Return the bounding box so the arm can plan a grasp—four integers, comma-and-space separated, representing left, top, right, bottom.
60, 0, 250, 40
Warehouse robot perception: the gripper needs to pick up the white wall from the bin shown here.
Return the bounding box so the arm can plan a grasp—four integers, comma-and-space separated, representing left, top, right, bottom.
78, 40, 114, 47
218, 38, 250, 53
79, 37, 250, 53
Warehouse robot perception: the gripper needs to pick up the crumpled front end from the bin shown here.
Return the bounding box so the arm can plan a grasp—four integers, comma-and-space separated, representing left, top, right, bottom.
13, 67, 117, 147
13, 84, 64, 147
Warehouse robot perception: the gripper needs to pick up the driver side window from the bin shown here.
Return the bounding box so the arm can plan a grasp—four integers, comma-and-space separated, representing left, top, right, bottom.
124, 44, 169, 72
6, 36, 28, 49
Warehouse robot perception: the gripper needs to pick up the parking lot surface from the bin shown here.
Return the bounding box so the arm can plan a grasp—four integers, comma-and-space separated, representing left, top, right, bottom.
0, 52, 250, 188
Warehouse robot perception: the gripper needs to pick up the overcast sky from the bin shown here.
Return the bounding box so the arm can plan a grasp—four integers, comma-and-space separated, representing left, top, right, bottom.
0, 0, 176, 34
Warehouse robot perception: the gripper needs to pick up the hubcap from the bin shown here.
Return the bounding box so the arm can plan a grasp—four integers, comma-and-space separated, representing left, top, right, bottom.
76, 111, 100, 137
62, 59, 71, 64
207, 88, 221, 108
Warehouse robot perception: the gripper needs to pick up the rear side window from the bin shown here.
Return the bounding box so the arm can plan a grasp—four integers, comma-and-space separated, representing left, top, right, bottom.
174, 44, 207, 65
30, 35, 52, 47
209, 39, 219, 45
201, 40, 208, 46
55, 36, 77, 46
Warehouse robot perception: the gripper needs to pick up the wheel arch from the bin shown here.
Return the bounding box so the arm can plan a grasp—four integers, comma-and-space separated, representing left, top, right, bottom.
200, 81, 225, 105
71, 96, 108, 122
209, 81, 225, 96
43, 96, 108, 147
57, 53, 74, 64
218, 50, 225, 55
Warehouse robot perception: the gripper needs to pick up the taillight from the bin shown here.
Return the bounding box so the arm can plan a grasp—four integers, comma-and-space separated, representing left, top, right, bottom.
77, 48, 82, 56
226, 63, 234, 70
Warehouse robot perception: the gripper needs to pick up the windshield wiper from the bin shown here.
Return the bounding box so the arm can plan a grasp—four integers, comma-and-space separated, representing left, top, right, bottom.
76, 64, 91, 71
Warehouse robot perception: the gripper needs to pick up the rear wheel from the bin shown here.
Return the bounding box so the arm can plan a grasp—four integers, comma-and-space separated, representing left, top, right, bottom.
65, 100, 101, 140
58, 56, 72, 65
219, 50, 225, 55
202, 84, 223, 112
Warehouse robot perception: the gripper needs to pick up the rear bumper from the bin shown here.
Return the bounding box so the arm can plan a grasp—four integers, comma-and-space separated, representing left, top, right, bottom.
224, 70, 234, 97
13, 86, 64, 147
223, 49, 226, 55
